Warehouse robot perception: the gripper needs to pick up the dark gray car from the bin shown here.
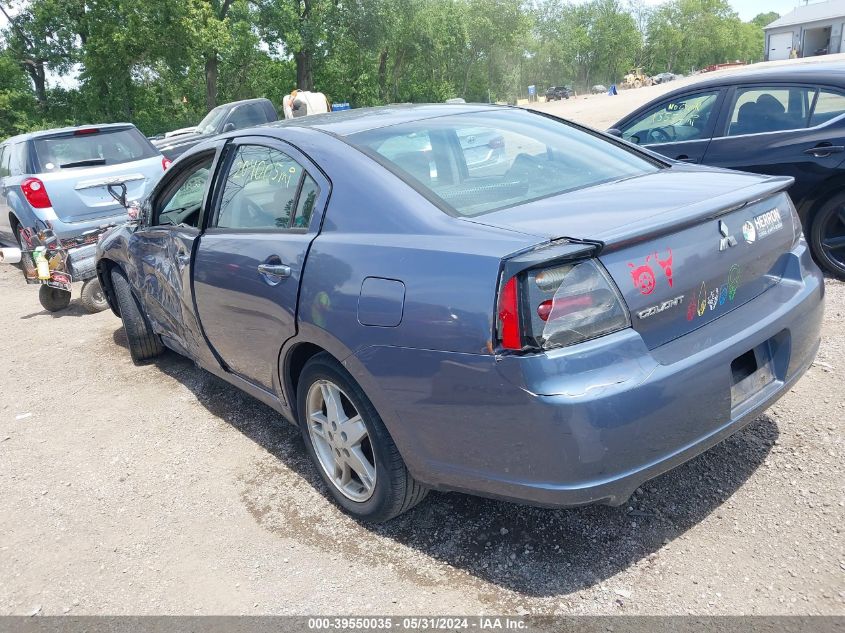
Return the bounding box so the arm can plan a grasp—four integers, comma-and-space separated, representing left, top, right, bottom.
152, 98, 278, 160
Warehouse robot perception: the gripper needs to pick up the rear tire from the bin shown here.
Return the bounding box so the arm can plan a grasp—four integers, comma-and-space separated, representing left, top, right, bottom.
79, 278, 109, 313
38, 285, 71, 312
109, 266, 164, 363
297, 353, 428, 522
809, 192, 845, 280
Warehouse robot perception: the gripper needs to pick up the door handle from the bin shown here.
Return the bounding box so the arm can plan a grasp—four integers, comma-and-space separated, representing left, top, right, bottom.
675, 155, 695, 162
803, 144, 845, 157
257, 263, 291, 279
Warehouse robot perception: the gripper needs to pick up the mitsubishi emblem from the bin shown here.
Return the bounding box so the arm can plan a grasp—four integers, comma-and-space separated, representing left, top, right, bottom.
719, 220, 737, 251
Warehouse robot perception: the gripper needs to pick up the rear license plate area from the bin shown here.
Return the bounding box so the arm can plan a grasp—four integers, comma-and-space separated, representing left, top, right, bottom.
730, 341, 776, 407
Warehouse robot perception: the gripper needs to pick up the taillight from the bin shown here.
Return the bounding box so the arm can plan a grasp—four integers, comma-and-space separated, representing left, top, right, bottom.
785, 194, 803, 247
74, 128, 99, 136
162, 157, 172, 170
21, 178, 53, 209
525, 260, 629, 350
497, 276, 521, 350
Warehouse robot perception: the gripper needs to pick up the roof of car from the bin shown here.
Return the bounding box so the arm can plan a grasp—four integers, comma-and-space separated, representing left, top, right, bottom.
664, 61, 845, 94
263, 103, 512, 136
2, 122, 136, 145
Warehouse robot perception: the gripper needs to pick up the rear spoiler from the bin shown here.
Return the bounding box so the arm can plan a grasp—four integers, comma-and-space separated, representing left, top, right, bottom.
597, 175, 794, 252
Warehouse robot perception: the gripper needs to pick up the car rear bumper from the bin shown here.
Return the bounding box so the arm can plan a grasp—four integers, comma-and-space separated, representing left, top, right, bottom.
350, 241, 824, 507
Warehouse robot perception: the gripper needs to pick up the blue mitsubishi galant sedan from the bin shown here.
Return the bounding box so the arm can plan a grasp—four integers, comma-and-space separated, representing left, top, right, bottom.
96, 104, 824, 522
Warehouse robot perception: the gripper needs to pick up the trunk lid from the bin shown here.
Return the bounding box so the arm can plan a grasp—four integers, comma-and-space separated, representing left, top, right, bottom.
38, 156, 163, 223
471, 167, 796, 349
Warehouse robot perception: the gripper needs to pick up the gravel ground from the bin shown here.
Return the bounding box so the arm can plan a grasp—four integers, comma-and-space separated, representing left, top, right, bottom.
1, 60, 844, 615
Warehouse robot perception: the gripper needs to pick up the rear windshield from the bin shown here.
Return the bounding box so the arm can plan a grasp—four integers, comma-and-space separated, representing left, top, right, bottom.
348, 109, 661, 216
32, 127, 157, 172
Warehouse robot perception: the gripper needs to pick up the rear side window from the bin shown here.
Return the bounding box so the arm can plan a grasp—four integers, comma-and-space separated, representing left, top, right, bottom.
810, 89, 845, 126
32, 127, 157, 172
349, 109, 660, 217
727, 86, 814, 136
0, 146, 8, 177
215, 144, 318, 230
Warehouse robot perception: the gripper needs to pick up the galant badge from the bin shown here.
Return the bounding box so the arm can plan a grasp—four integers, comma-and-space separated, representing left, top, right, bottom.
719, 220, 737, 251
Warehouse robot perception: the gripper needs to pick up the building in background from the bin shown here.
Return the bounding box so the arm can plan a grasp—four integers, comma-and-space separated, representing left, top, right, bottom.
764, 0, 845, 60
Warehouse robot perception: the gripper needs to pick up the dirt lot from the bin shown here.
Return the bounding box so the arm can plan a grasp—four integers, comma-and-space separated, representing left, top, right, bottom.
1, 60, 844, 616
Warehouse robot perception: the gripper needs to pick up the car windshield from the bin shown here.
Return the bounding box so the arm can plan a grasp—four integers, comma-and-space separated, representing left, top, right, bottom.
197, 106, 227, 135
348, 109, 661, 216
32, 127, 157, 172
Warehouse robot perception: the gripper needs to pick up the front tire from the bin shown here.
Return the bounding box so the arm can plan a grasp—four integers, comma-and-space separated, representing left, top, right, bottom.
110, 267, 164, 363
79, 278, 109, 313
39, 285, 71, 312
297, 353, 427, 522
809, 192, 845, 280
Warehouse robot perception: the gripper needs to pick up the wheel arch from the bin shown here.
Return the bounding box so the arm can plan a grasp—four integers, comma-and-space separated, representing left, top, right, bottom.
797, 176, 845, 229
95, 257, 122, 317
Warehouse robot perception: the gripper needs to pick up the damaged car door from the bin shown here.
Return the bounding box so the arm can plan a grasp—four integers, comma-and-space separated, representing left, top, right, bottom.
128, 149, 217, 356
192, 138, 327, 392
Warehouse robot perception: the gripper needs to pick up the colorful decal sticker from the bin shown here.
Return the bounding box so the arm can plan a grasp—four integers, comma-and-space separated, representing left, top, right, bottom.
686, 265, 743, 322
697, 282, 707, 317
728, 264, 741, 300
629, 261, 657, 295
655, 249, 674, 288
707, 288, 720, 311
628, 247, 674, 295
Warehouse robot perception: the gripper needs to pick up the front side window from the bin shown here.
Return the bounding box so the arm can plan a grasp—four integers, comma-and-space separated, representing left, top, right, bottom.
216, 145, 317, 230
197, 106, 227, 135
154, 157, 213, 227
727, 86, 814, 136
621, 91, 720, 145
350, 109, 660, 217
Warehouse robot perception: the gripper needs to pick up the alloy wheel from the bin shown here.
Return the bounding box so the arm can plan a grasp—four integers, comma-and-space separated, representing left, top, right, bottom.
306, 379, 377, 502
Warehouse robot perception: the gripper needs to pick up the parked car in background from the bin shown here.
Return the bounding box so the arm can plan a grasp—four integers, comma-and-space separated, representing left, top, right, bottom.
0, 123, 167, 248
591, 84, 608, 94
545, 85, 573, 101
152, 98, 278, 160
0, 123, 168, 311
653, 72, 677, 84
610, 62, 845, 278
97, 104, 822, 522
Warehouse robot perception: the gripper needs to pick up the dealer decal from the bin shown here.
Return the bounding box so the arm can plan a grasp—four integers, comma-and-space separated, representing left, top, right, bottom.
744, 208, 783, 243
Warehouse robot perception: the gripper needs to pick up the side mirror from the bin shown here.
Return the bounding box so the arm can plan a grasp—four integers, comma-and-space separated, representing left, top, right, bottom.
127, 200, 144, 224
107, 182, 128, 209
607, 128, 623, 137
222, 122, 236, 133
